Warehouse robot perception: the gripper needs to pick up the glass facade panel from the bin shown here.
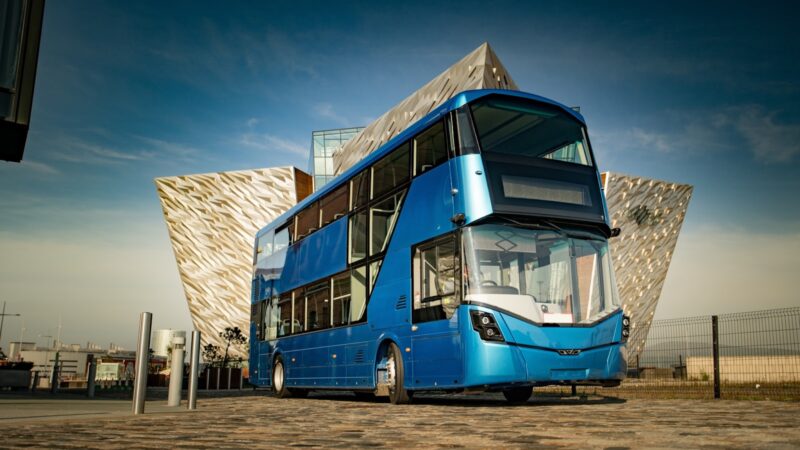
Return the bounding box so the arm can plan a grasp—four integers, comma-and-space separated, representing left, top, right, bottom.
310, 127, 365, 191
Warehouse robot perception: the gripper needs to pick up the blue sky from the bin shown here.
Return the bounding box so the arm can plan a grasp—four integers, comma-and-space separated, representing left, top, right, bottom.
1, 1, 798, 349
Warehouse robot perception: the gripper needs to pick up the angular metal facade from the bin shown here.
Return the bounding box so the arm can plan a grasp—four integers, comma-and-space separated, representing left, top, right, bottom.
332, 42, 517, 175
155, 167, 310, 358
603, 172, 694, 361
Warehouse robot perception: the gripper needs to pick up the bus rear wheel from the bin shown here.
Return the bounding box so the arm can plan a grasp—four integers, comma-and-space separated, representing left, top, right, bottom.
387, 343, 411, 404
502, 386, 532, 403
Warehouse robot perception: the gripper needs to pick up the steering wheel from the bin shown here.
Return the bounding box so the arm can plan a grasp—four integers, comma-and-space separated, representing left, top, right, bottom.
480, 280, 498, 287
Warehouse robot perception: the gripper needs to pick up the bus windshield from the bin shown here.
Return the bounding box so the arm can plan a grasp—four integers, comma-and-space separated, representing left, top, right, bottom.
463, 224, 620, 324
470, 97, 592, 166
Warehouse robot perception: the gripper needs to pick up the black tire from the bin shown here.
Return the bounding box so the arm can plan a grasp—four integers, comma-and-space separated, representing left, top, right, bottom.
272, 356, 292, 398
353, 391, 375, 401
503, 386, 532, 403
388, 342, 411, 404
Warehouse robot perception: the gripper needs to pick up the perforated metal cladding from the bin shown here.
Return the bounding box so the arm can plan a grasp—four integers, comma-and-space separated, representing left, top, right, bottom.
332, 42, 517, 175
155, 167, 299, 359
604, 172, 694, 362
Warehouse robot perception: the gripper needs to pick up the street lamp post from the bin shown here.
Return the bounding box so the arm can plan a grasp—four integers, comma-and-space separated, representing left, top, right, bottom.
0, 301, 22, 350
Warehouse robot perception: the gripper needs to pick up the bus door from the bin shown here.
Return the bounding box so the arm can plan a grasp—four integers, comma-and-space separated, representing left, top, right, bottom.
411, 234, 464, 387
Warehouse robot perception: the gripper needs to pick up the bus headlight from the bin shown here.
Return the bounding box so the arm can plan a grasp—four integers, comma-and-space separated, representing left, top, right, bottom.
470, 311, 505, 342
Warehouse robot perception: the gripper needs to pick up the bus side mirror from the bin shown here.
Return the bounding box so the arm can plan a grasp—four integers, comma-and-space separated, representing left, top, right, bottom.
610, 227, 621, 238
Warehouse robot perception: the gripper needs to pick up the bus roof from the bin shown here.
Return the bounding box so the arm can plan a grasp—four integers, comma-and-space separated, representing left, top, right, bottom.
256, 89, 586, 238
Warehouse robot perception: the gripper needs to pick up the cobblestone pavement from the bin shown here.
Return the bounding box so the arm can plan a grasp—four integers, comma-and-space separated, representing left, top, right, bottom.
3, 392, 800, 449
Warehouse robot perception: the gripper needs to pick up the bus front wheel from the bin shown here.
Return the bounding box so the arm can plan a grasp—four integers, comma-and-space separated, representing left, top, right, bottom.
502, 386, 532, 403
273, 356, 307, 398
386, 343, 411, 404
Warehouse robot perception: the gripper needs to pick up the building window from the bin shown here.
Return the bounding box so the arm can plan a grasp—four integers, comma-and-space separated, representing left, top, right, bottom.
295, 202, 319, 240
413, 234, 459, 323
320, 183, 349, 226
414, 121, 448, 175
371, 144, 409, 199
255, 230, 274, 264
369, 260, 382, 294
349, 211, 368, 263
351, 265, 368, 323
331, 272, 351, 327
260, 300, 270, 341
252, 301, 263, 340
274, 228, 289, 253
305, 282, 330, 331
293, 289, 306, 333
277, 294, 292, 337
370, 190, 406, 256
267, 296, 280, 340
350, 170, 370, 211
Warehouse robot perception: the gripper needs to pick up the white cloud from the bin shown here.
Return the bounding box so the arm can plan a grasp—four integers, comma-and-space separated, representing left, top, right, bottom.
629, 128, 673, 153
49, 137, 151, 165
735, 107, 800, 163
240, 133, 307, 157
15, 160, 60, 175
594, 105, 800, 164
313, 102, 350, 127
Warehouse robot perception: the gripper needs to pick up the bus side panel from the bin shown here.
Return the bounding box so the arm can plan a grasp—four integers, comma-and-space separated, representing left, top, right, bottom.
276, 325, 377, 389
277, 217, 348, 294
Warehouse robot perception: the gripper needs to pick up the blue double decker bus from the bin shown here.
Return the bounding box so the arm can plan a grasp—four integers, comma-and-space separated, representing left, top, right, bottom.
249, 89, 629, 403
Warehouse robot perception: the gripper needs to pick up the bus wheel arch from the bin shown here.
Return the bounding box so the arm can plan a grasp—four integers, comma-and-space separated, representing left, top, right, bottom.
375, 339, 411, 404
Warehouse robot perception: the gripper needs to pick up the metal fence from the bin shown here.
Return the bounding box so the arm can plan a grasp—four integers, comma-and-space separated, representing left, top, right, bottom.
542, 307, 800, 400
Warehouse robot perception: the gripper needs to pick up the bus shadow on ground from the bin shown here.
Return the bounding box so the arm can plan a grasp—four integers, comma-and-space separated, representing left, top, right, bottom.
301, 391, 626, 407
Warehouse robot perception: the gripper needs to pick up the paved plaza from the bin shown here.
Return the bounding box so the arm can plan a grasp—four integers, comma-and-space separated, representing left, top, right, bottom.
1, 392, 800, 448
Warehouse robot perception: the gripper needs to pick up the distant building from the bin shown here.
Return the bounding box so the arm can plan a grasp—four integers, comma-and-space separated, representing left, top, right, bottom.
11, 341, 165, 385
151, 329, 186, 358
0, 0, 45, 162
310, 127, 364, 190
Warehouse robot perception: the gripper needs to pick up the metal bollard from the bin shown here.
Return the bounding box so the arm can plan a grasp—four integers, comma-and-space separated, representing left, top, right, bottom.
87, 354, 97, 398
187, 330, 201, 410
167, 336, 185, 407
132, 312, 152, 414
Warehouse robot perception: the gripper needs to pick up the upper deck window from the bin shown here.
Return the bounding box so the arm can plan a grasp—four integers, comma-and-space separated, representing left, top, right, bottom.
295, 202, 320, 240
371, 144, 409, 199
471, 97, 593, 167
320, 183, 348, 226
414, 121, 447, 175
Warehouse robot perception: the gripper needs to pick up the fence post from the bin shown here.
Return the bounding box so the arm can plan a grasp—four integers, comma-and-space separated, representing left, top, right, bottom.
86, 354, 96, 398
50, 352, 60, 393
132, 312, 152, 414
711, 315, 721, 399
187, 330, 201, 410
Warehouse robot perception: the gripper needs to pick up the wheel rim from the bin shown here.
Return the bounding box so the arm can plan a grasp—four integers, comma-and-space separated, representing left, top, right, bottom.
274, 362, 284, 392
387, 352, 397, 394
